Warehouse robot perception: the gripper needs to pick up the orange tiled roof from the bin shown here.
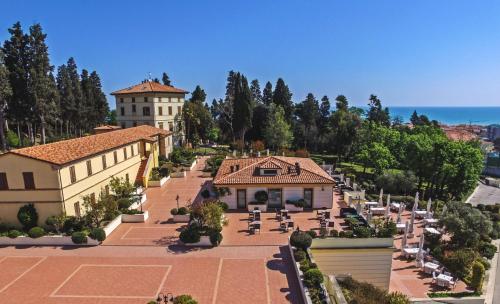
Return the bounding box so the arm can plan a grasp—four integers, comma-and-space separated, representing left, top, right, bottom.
111, 81, 188, 95
444, 129, 477, 141
213, 156, 335, 185
7, 125, 171, 166
93, 125, 121, 130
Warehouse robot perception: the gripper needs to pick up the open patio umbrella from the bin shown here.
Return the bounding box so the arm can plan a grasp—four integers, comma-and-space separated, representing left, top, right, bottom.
378, 188, 384, 207
402, 221, 409, 249
397, 203, 404, 223
426, 198, 433, 219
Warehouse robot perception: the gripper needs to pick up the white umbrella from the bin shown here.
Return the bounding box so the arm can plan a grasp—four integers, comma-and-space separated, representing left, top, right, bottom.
426, 198, 432, 219
378, 188, 384, 207
355, 201, 362, 214
397, 203, 404, 223
385, 199, 390, 218
402, 221, 409, 249
409, 207, 416, 235
366, 210, 372, 223
417, 233, 425, 260
386, 194, 391, 207
414, 192, 420, 210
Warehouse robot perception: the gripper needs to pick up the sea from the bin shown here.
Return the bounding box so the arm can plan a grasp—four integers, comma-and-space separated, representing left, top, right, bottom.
373, 106, 500, 126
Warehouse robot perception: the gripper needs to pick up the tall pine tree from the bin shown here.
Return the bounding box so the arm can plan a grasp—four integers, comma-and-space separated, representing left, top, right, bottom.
232, 73, 253, 143
0, 50, 12, 150
272, 78, 293, 123
162, 72, 171, 86
262, 81, 273, 106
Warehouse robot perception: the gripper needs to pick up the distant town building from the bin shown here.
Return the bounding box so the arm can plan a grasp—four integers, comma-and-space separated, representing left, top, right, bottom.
112, 81, 189, 146
487, 124, 500, 141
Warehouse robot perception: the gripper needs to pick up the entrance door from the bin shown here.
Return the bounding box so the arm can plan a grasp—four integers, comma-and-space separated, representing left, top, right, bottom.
304, 188, 313, 208
237, 189, 247, 209
268, 189, 282, 209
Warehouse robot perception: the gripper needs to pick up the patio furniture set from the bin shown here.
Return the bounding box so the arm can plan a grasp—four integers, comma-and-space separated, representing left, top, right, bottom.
317, 209, 334, 231
276, 209, 295, 232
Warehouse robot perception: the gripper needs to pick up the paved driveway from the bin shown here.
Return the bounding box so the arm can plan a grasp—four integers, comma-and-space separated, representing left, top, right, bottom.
467, 182, 500, 206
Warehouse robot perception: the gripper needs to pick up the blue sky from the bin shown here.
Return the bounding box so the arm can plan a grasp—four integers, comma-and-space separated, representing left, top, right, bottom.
2, 0, 500, 108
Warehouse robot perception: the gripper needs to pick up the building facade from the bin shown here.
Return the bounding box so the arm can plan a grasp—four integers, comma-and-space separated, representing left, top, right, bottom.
0, 126, 172, 227
213, 156, 335, 210
112, 81, 188, 146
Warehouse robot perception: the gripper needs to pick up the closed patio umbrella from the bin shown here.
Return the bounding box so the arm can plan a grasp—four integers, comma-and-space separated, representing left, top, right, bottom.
386, 194, 391, 207
426, 198, 432, 219
367, 210, 372, 223
402, 221, 409, 249
355, 201, 362, 214
385, 198, 390, 218
409, 206, 416, 235
378, 188, 384, 207
414, 192, 419, 210
397, 203, 404, 223
417, 233, 426, 267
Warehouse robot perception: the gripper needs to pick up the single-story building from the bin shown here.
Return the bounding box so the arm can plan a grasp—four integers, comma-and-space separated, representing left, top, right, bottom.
213, 156, 335, 210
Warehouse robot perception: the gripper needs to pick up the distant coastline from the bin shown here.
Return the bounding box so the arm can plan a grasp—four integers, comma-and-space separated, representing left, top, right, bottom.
358, 106, 500, 126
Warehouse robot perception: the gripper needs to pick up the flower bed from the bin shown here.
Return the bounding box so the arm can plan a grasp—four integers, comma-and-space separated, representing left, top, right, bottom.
148, 176, 169, 187
121, 210, 149, 223
0, 235, 99, 246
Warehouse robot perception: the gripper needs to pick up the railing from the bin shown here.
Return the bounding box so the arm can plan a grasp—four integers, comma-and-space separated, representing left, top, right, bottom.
142, 153, 154, 188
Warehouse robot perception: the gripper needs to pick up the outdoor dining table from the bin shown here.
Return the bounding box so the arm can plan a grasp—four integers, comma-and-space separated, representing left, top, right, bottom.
423, 218, 439, 226
396, 223, 406, 233
390, 202, 401, 211
424, 262, 440, 274
437, 273, 454, 287
402, 247, 419, 258
253, 209, 261, 213
365, 201, 379, 208
370, 207, 385, 215
414, 210, 428, 218
249, 220, 262, 227
424, 227, 441, 235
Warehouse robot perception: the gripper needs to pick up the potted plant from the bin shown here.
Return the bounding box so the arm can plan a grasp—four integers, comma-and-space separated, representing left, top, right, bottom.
171, 207, 190, 222
285, 199, 305, 212
248, 190, 268, 211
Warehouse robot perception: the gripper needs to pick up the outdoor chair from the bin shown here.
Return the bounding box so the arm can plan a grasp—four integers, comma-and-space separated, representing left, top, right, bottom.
253, 223, 261, 234
444, 271, 451, 276
324, 211, 331, 219
255, 213, 261, 221
275, 209, 281, 219
288, 221, 294, 230
280, 222, 287, 231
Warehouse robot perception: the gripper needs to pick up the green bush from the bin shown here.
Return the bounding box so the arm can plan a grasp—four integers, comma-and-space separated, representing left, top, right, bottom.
319, 227, 328, 238
71, 231, 88, 244
479, 242, 497, 259
28, 227, 45, 238
387, 291, 411, 304
45, 215, 66, 233
478, 257, 491, 270
299, 259, 311, 273
173, 294, 198, 304
62, 216, 84, 234
290, 231, 313, 250
343, 230, 354, 238
209, 231, 223, 246
470, 262, 485, 292
443, 249, 477, 280
117, 197, 132, 209
330, 229, 339, 237
8, 230, 22, 239
121, 209, 143, 215
303, 268, 324, 288
217, 201, 229, 212
178, 207, 188, 215
179, 227, 201, 244
306, 230, 317, 239
17, 203, 38, 230
89, 228, 106, 242
294, 249, 307, 262
354, 226, 372, 238
201, 189, 210, 199
170, 208, 179, 215
6, 130, 20, 147
254, 190, 268, 202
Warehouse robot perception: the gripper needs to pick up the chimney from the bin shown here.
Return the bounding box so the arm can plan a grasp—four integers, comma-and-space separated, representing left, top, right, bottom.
236, 164, 240, 171
295, 162, 301, 175
230, 166, 234, 173
266, 149, 269, 156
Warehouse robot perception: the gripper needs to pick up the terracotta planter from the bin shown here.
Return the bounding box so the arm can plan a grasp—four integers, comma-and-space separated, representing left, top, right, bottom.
122, 211, 149, 223
172, 214, 190, 223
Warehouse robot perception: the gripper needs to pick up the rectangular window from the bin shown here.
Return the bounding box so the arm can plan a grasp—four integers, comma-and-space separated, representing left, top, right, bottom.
120, 107, 125, 116
158, 107, 163, 115
303, 188, 313, 208
132, 97, 135, 103
144, 97, 148, 102
120, 97, 124, 103
262, 169, 277, 176
90, 193, 96, 204
168, 106, 172, 115
0, 172, 8, 190
23, 172, 35, 190
133, 121, 137, 127
131, 144, 135, 156
177, 106, 182, 114
168, 122, 173, 131
69, 166, 76, 183
86, 160, 92, 176
123, 147, 128, 159
113, 151, 118, 164
159, 97, 162, 102
102, 155, 107, 169
132, 104, 136, 113
143, 107, 150, 116
159, 122, 164, 129
74, 202, 81, 218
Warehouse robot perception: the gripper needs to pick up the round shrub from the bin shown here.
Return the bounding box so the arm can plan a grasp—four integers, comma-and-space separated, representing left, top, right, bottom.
173, 294, 198, 304
179, 227, 201, 244
338, 231, 346, 238
479, 242, 497, 259
470, 261, 485, 292
354, 226, 372, 238
201, 189, 210, 199
218, 201, 229, 212
303, 268, 324, 288
117, 198, 132, 209
343, 231, 354, 238
71, 231, 88, 244
17, 203, 38, 230
254, 190, 268, 202
300, 259, 311, 273
294, 249, 307, 262
177, 207, 188, 215
306, 230, 317, 239
8, 230, 22, 239
62, 216, 84, 234
89, 228, 106, 242
28, 227, 45, 238
209, 231, 223, 246
290, 231, 313, 250
170, 208, 179, 215
330, 229, 339, 237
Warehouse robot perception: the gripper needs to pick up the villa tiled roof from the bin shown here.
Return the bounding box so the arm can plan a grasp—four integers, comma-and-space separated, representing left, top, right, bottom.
7, 125, 171, 166
94, 125, 122, 130
213, 156, 335, 185
111, 81, 188, 95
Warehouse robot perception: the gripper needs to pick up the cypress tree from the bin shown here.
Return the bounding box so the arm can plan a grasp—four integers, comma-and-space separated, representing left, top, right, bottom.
162, 72, 171, 86
66, 57, 83, 135
250, 79, 262, 104
272, 78, 293, 123
89, 71, 108, 127
190, 85, 207, 104
232, 73, 253, 143
56, 63, 76, 136
262, 81, 273, 106
0, 50, 13, 150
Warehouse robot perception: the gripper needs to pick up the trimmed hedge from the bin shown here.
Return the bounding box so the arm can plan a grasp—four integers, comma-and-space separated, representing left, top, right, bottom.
89, 228, 106, 242
71, 231, 88, 244
8, 230, 22, 239
179, 227, 201, 243
28, 226, 45, 238
17, 203, 38, 230
290, 231, 313, 250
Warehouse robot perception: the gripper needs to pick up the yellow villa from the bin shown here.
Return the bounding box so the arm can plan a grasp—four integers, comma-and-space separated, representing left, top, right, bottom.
0, 125, 172, 227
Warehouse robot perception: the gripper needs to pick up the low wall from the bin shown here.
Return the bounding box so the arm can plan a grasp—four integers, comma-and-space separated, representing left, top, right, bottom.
411, 297, 485, 304
171, 171, 186, 178
122, 211, 149, 223
183, 159, 197, 171
247, 204, 267, 212
148, 176, 170, 187
183, 235, 212, 247
285, 203, 304, 212
103, 214, 122, 237
0, 235, 99, 246
172, 214, 190, 223
311, 237, 394, 249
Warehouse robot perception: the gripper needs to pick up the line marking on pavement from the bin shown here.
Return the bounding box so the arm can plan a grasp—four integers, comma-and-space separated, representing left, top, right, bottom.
0, 256, 47, 293
264, 258, 271, 304
50, 264, 171, 299
211, 258, 223, 304
120, 226, 180, 240
0, 256, 7, 264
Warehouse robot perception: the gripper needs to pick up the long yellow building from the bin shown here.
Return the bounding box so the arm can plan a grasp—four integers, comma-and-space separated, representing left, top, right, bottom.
0, 125, 172, 227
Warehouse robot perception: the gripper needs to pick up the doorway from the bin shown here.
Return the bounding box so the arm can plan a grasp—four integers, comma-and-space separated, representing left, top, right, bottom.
237, 189, 247, 209
268, 189, 282, 209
